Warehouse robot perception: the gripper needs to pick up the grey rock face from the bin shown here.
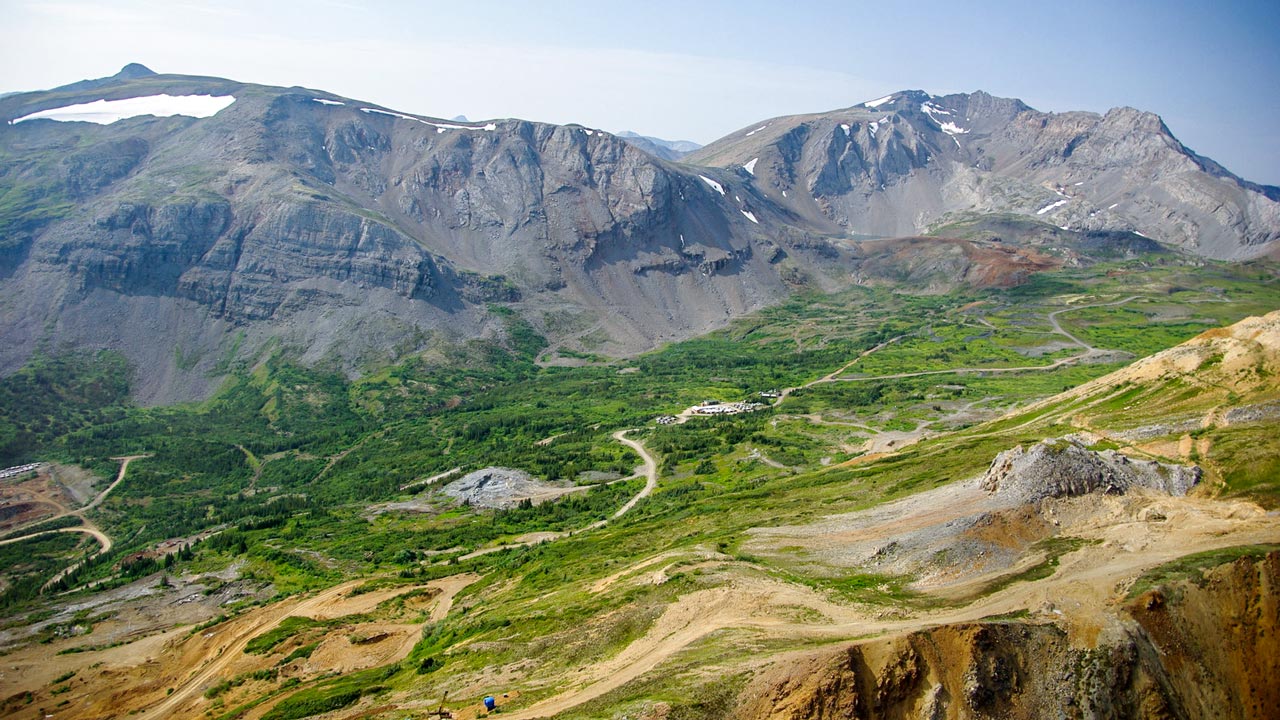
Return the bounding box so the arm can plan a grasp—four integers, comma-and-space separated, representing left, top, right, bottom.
0, 71, 843, 402
690, 90, 1280, 260
980, 438, 1200, 504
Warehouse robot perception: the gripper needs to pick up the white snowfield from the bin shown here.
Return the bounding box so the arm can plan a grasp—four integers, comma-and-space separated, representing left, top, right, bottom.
864, 94, 895, 108
10, 94, 236, 125
921, 103, 969, 135
312, 98, 345, 106
743, 157, 758, 175
745, 124, 768, 136
741, 210, 759, 224
1036, 199, 1070, 215
699, 175, 726, 195
360, 107, 496, 132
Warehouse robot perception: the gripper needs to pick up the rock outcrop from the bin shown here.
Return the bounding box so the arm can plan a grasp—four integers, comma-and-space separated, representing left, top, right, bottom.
979, 438, 1200, 504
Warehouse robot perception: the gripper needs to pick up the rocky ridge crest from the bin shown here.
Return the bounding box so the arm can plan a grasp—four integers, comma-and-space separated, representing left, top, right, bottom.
689, 90, 1280, 260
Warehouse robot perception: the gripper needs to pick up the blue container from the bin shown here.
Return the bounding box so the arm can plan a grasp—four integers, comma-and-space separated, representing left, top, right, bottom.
484, 696, 496, 711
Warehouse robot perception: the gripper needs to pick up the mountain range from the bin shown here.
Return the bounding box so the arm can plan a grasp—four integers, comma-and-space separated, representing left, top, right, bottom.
1, 64, 1279, 720
1, 65, 1277, 403
691, 90, 1280, 259
615, 131, 703, 161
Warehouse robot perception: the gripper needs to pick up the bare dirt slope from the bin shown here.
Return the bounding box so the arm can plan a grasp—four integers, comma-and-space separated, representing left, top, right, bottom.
501, 483, 1276, 719
0, 574, 478, 720
732, 551, 1280, 720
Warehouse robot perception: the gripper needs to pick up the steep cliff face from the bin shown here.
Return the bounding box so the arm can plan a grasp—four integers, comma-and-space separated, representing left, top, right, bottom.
1128, 552, 1280, 718
256, 93, 825, 346
733, 552, 1279, 720
690, 90, 1280, 260
0, 70, 843, 402
734, 623, 1169, 720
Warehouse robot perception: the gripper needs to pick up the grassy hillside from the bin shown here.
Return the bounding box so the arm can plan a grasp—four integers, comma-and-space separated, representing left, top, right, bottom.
0, 254, 1277, 718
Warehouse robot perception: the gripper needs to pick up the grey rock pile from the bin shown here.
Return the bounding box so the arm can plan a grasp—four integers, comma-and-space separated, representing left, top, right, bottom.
980, 438, 1200, 504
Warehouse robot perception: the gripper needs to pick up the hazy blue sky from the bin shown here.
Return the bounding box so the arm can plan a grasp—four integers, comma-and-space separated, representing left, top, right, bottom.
3, 0, 1278, 184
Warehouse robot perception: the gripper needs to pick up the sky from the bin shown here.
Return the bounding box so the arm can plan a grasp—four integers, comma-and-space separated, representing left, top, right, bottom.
2, 0, 1278, 185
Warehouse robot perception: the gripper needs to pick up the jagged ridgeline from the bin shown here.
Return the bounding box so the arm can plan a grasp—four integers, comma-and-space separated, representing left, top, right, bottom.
2, 68, 1278, 405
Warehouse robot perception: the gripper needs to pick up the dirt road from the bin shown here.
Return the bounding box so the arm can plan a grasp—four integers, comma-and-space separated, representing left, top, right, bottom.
791, 295, 1149, 388
84, 454, 148, 511
503, 490, 1279, 719
134, 581, 361, 720
605, 430, 657, 520
1, 455, 146, 592
1046, 295, 1144, 353
136, 574, 479, 719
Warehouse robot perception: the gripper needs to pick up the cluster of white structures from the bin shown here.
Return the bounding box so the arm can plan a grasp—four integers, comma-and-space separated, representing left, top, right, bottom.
0, 463, 41, 480
688, 400, 766, 416
655, 397, 774, 425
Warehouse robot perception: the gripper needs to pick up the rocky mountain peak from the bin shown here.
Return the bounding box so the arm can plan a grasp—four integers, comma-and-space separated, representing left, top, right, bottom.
939, 90, 1031, 123
115, 63, 157, 79
859, 89, 932, 111
689, 87, 1278, 261
1100, 105, 1172, 135
0, 71, 846, 402
2, 68, 1278, 404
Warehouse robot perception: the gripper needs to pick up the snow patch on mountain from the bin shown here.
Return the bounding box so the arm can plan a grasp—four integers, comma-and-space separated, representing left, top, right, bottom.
921, 103, 969, 135
1036, 199, 1069, 215
12, 94, 235, 125
361, 107, 496, 131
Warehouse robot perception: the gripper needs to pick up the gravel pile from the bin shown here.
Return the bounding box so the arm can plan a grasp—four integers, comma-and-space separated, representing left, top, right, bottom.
980, 438, 1200, 504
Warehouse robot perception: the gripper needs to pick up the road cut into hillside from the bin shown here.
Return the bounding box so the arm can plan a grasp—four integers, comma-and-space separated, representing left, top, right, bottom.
501, 481, 1277, 719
